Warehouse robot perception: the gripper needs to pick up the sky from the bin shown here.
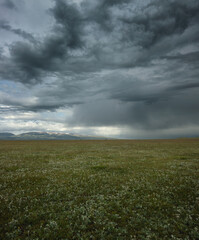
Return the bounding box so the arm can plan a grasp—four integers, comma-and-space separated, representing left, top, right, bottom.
0, 0, 199, 139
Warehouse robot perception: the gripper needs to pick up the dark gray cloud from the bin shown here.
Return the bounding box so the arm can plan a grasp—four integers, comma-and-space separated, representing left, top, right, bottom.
0, 0, 198, 84
118, 0, 199, 47
0, 20, 36, 43
0, 0, 85, 84
67, 67, 199, 130
51, 0, 83, 48
1, 0, 16, 10
0, 0, 199, 137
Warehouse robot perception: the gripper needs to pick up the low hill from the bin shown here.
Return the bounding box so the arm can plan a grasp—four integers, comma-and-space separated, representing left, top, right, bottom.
0, 133, 15, 139
0, 132, 109, 140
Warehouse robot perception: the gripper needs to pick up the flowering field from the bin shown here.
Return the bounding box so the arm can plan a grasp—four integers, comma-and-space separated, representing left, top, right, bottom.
0, 139, 199, 239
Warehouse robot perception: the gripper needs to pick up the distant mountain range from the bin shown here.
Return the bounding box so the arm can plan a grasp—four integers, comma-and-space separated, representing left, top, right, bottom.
0, 132, 110, 140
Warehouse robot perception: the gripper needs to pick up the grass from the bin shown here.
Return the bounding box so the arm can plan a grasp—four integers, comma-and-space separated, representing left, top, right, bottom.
0, 139, 199, 239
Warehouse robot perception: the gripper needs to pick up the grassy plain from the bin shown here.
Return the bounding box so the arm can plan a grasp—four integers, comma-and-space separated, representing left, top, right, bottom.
0, 139, 199, 239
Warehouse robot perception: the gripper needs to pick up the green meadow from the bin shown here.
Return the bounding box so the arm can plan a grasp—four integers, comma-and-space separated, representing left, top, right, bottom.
0, 139, 199, 239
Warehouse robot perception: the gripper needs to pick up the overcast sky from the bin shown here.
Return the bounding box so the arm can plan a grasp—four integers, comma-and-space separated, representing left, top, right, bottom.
0, 0, 199, 138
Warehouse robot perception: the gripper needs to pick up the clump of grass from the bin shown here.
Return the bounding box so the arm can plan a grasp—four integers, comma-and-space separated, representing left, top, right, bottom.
0, 139, 199, 239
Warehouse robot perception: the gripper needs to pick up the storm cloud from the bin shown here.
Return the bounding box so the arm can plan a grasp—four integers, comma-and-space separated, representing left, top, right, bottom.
0, 0, 199, 138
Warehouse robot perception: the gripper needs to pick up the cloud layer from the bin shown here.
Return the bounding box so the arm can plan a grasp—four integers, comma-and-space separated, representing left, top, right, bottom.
0, 0, 199, 138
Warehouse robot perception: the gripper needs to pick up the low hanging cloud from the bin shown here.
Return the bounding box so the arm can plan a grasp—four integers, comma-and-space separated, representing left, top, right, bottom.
0, 0, 199, 137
